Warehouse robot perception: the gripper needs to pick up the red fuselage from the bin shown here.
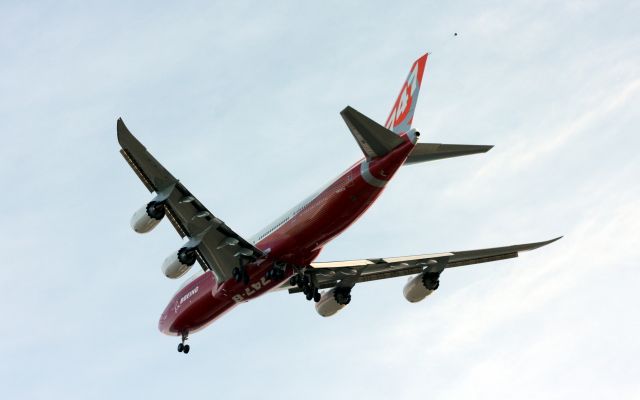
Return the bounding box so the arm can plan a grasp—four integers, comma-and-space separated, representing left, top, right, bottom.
158, 134, 416, 336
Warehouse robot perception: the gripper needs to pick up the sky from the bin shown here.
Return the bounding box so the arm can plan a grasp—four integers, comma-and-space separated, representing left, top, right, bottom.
1, 1, 639, 399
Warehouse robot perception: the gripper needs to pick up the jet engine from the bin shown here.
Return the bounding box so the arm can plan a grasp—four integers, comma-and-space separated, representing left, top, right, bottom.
162, 247, 198, 279
315, 287, 352, 317
403, 272, 440, 303
131, 201, 166, 233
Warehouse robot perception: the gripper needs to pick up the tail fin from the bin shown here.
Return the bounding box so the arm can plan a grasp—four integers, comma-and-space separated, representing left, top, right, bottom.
384, 53, 429, 134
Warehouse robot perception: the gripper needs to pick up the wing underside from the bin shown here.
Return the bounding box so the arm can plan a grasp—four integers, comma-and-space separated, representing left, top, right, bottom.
285, 237, 561, 293
118, 119, 262, 282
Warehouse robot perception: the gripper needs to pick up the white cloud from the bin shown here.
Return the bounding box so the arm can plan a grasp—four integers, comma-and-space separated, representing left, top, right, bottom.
0, 1, 638, 399
368, 147, 640, 399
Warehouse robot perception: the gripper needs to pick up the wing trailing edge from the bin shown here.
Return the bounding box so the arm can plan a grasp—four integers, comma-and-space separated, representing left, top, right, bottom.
284, 236, 562, 293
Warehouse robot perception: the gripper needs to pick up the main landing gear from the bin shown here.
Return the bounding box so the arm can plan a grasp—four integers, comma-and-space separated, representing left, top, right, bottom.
290, 273, 321, 303
234, 260, 288, 285
232, 266, 250, 285
177, 332, 190, 354
266, 261, 286, 280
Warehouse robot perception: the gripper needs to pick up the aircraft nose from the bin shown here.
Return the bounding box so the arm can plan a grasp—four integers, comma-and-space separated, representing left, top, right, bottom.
158, 312, 171, 334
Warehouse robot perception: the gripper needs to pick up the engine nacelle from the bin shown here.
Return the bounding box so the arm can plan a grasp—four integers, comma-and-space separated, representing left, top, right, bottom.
161, 247, 197, 279
403, 272, 440, 303
131, 201, 166, 234
315, 287, 351, 317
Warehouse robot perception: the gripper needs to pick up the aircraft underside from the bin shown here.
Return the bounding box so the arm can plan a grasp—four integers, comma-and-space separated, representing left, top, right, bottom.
118, 52, 560, 353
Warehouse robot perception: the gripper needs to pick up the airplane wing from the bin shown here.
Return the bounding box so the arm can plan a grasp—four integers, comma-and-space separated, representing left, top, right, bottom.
117, 118, 263, 282
285, 237, 561, 293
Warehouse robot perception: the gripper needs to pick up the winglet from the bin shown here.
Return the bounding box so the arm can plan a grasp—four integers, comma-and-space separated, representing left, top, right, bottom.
527, 236, 563, 250
117, 117, 145, 151
116, 118, 178, 192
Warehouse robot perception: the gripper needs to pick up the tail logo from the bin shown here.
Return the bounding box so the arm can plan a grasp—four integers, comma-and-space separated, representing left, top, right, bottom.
384, 53, 428, 134
386, 62, 419, 130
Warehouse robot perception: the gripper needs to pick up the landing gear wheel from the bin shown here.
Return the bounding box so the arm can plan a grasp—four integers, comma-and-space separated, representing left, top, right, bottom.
289, 276, 298, 286
178, 331, 189, 354
306, 292, 313, 301
232, 267, 241, 282
313, 292, 321, 302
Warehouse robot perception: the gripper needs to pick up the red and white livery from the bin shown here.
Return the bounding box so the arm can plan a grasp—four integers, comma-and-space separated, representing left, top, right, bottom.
118, 53, 560, 354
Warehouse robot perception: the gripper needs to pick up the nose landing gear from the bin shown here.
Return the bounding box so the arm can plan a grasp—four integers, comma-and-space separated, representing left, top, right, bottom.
177, 332, 190, 354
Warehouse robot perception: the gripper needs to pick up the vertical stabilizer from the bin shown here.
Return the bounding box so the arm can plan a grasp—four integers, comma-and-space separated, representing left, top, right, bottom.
384, 53, 428, 134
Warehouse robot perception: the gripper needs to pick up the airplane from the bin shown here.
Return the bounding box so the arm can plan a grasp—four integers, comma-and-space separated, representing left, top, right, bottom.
118, 53, 560, 354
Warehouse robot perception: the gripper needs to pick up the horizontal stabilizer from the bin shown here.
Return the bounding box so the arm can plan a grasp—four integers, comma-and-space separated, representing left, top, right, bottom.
341, 106, 405, 160
404, 143, 493, 165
